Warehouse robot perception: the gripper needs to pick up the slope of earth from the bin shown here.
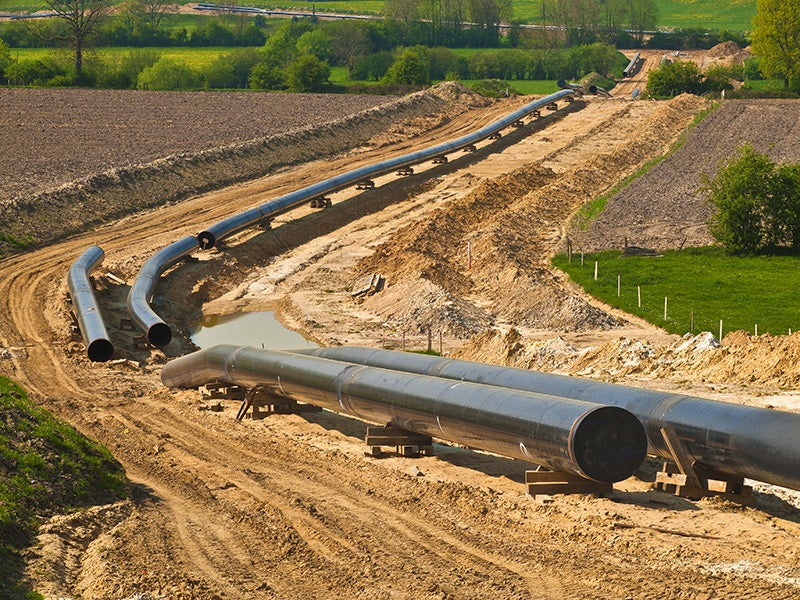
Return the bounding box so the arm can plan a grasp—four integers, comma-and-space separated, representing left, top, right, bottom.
571, 98, 800, 252
0, 86, 798, 599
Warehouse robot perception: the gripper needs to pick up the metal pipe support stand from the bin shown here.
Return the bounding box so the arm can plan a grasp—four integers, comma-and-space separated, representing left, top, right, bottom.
525, 467, 612, 500
235, 386, 322, 421
653, 426, 754, 506
364, 426, 433, 458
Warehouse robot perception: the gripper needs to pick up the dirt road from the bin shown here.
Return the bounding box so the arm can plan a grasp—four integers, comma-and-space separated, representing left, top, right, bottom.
2, 88, 799, 598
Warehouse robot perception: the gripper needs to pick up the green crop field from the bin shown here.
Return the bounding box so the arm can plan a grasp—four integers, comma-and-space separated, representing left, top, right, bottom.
2, 0, 758, 32
553, 247, 800, 337
10, 46, 236, 69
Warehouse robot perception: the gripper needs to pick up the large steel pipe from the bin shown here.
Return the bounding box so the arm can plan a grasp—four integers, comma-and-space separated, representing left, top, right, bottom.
126, 235, 197, 347
197, 89, 576, 250
623, 52, 641, 78
162, 345, 647, 483
557, 79, 585, 96
294, 346, 800, 491
67, 245, 114, 362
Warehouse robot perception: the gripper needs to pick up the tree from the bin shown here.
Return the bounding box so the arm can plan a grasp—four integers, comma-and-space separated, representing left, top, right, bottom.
704, 144, 776, 254
285, 53, 331, 92
768, 163, 800, 248
326, 21, 370, 73
42, 0, 114, 80
382, 46, 430, 85
646, 59, 704, 97
125, 0, 172, 29
627, 0, 658, 45
751, 0, 800, 91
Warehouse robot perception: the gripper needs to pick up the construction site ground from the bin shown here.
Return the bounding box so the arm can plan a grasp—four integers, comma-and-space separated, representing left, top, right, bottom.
1, 77, 799, 598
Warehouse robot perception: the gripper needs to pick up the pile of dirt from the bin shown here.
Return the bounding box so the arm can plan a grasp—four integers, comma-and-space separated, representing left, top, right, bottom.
705, 41, 752, 66
455, 326, 800, 393
354, 94, 707, 337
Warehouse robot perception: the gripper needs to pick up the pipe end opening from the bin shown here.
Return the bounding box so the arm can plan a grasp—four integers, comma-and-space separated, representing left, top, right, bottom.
197, 232, 216, 250
148, 322, 172, 348
87, 339, 114, 362
572, 406, 647, 483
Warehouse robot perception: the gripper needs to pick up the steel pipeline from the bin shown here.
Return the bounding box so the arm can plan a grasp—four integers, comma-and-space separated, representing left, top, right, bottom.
128, 90, 575, 346
161, 345, 647, 483
196, 88, 576, 250
557, 80, 585, 96
623, 52, 641, 78
67, 245, 114, 362
588, 85, 612, 98
292, 346, 800, 491
126, 235, 197, 347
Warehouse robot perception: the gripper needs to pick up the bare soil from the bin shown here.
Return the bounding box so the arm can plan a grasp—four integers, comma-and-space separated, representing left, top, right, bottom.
1, 79, 799, 599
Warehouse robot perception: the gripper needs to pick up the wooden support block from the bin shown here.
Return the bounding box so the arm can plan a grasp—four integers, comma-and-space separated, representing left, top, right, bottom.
432, 155, 448, 164
525, 469, 612, 498
365, 426, 433, 457
512, 120, 525, 127
396, 167, 414, 176
356, 180, 375, 190
119, 318, 136, 331
489, 132, 502, 140
463, 144, 477, 152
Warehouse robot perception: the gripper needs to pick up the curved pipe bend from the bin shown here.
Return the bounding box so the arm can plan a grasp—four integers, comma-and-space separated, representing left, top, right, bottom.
67, 245, 114, 362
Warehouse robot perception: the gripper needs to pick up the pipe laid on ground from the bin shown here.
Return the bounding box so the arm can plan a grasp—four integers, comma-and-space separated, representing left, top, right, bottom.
589, 85, 612, 98
623, 52, 641, 78
196, 89, 576, 250
162, 345, 647, 483
126, 235, 197, 347
292, 346, 800, 492
67, 245, 114, 362
557, 79, 585, 96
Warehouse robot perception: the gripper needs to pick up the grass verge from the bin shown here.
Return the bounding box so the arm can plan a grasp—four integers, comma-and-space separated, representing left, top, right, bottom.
0, 377, 128, 599
553, 247, 800, 337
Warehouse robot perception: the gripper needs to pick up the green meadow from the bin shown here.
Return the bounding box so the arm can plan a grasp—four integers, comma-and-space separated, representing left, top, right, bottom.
553, 247, 800, 337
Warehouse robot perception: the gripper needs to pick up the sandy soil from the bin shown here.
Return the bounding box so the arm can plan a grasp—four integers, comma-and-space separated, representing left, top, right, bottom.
1, 80, 799, 599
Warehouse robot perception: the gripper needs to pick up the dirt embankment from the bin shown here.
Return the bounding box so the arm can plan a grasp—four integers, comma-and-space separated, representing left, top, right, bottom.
0, 86, 486, 255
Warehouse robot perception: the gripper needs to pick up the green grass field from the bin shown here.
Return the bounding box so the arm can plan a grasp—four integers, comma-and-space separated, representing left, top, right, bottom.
10, 46, 237, 69
553, 247, 800, 337
3, 0, 757, 31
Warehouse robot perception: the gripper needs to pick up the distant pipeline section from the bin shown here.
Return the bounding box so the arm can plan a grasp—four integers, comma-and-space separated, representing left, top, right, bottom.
68, 246, 114, 362
292, 346, 800, 492
161, 345, 648, 483
125, 89, 577, 347
196, 88, 576, 250
623, 52, 641, 78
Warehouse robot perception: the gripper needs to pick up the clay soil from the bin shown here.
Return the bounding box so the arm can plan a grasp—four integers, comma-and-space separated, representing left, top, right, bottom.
1, 80, 800, 599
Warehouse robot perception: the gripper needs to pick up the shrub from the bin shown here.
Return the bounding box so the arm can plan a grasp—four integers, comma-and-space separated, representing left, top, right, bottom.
137, 58, 200, 90
285, 53, 331, 92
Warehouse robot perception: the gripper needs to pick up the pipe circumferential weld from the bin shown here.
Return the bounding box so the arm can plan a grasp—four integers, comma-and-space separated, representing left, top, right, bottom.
162, 345, 647, 482
67, 245, 114, 362
296, 346, 800, 492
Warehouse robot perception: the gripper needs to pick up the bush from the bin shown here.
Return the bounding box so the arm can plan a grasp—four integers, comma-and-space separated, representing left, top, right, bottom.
4, 58, 66, 86
137, 58, 200, 90
703, 144, 800, 254
381, 46, 430, 86
248, 62, 286, 90
647, 59, 705, 97
203, 48, 260, 89
351, 51, 394, 81
285, 53, 331, 92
